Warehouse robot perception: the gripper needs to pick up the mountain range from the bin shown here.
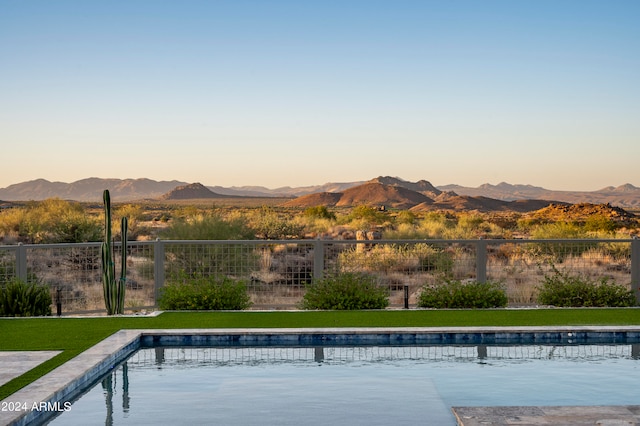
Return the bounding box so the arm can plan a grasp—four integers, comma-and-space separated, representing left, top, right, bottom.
0, 177, 639, 210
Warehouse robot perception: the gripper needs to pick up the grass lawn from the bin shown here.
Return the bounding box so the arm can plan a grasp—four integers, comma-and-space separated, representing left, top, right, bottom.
1, 308, 640, 399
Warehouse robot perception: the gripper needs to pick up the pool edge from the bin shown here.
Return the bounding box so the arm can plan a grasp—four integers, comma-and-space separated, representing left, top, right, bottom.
3, 325, 640, 426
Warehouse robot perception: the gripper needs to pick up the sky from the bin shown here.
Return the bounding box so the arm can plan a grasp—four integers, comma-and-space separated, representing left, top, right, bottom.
1, 1, 639, 191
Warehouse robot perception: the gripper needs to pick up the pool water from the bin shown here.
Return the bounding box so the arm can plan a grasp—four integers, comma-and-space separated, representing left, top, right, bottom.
48, 344, 640, 425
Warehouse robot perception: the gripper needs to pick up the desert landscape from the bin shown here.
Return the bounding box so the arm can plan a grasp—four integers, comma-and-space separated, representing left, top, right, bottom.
1, 176, 638, 313
1, 176, 639, 244
1, 175, 640, 207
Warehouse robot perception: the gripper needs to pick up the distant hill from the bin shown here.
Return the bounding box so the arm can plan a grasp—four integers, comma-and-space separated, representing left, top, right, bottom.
284, 182, 432, 209
0, 178, 188, 201
207, 181, 364, 197
284, 180, 565, 213
439, 182, 640, 209
0, 176, 639, 208
367, 176, 442, 198
160, 183, 228, 200
283, 192, 343, 207
529, 202, 637, 225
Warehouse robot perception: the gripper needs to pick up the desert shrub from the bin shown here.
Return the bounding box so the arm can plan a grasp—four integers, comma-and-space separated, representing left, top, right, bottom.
339, 245, 402, 274
294, 216, 335, 236
537, 267, 636, 307
384, 222, 431, 239
395, 211, 417, 225
115, 204, 147, 239
524, 238, 596, 264
384, 223, 421, 239
158, 275, 252, 310
0, 198, 101, 243
416, 212, 456, 238
417, 279, 508, 309
301, 272, 389, 310
160, 213, 254, 240
583, 214, 617, 233
598, 241, 631, 260
457, 213, 485, 228
0, 278, 52, 317
341, 205, 389, 230
437, 213, 502, 239
299, 206, 337, 235
530, 222, 588, 239
248, 207, 305, 239
303, 206, 336, 220
337, 243, 454, 277
416, 245, 454, 275
164, 242, 258, 280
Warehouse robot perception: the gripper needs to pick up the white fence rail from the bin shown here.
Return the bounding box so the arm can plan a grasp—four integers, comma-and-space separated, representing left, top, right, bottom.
1, 238, 639, 314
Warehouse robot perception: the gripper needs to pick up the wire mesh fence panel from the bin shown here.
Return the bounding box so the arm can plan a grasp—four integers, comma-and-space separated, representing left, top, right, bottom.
486, 240, 633, 305
246, 242, 315, 308
0, 246, 17, 282
2, 238, 637, 314
161, 241, 316, 308
24, 243, 102, 312
20, 242, 156, 314
326, 240, 478, 307
125, 242, 156, 311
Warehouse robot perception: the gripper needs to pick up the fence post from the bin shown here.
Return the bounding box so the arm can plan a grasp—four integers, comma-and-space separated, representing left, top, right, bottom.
632, 237, 640, 304
154, 239, 165, 307
476, 238, 487, 283
16, 243, 27, 281
313, 239, 325, 281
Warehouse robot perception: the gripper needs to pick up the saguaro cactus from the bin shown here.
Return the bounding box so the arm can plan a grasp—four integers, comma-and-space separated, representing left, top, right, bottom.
101, 189, 128, 315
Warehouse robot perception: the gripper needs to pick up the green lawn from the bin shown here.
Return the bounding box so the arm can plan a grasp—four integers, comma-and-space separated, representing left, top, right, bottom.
2, 308, 640, 399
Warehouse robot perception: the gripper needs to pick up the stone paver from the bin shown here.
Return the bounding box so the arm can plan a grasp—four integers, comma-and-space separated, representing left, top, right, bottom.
452, 406, 640, 425
0, 351, 61, 387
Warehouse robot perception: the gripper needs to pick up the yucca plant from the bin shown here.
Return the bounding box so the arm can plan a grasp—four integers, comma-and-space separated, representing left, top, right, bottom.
101, 189, 128, 315
0, 278, 52, 317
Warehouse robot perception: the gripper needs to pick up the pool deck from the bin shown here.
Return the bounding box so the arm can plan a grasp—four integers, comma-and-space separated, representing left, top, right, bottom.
452, 406, 640, 425
3, 326, 640, 426
0, 352, 61, 388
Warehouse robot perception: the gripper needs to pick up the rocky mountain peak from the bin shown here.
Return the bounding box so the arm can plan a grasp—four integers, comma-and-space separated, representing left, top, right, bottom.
160, 183, 221, 200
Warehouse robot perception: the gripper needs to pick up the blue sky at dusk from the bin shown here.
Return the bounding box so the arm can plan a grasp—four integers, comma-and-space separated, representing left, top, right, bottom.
1, 1, 638, 190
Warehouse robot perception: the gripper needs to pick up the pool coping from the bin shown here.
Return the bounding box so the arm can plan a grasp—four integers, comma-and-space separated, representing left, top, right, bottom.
3, 325, 640, 426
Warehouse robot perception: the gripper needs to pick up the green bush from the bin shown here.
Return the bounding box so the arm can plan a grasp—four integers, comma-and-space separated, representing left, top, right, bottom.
537, 267, 636, 307
158, 275, 252, 310
0, 278, 52, 317
342, 205, 388, 229
418, 279, 508, 309
303, 206, 336, 220
301, 272, 389, 310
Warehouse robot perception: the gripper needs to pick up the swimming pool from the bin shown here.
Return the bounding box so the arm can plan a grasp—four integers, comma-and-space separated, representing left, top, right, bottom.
47, 342, 640, 425
5, 327, 640, 426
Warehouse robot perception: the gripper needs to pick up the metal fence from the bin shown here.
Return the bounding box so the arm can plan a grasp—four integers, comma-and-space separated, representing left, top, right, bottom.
1, 238, 639, 314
